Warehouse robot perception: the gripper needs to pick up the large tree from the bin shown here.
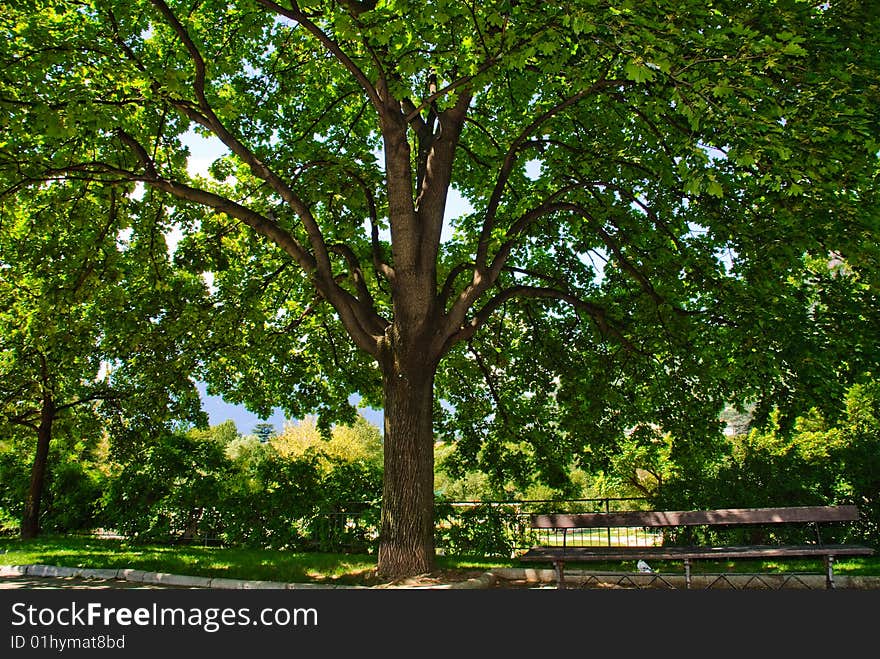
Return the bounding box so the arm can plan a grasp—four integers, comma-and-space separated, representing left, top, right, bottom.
2, 0, 877, 576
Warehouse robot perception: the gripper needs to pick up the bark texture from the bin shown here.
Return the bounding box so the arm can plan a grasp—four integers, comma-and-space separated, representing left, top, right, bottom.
377, 337, 438, 578
20, 395, 55, 539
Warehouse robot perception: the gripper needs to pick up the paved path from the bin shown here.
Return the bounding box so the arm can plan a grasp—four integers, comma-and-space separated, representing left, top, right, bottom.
1, 564, 498, 589
0, 565, 359, 589
0, 575, 198, 589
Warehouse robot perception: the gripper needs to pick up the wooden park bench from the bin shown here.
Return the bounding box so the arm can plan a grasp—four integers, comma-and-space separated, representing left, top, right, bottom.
519, 505, 874, 589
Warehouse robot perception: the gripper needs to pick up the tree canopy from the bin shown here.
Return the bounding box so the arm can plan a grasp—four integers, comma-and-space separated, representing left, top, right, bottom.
0, 180, 205, 536
2, 0, 877, 576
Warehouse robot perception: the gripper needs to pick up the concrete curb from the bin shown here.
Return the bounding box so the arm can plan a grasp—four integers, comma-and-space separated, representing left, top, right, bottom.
3, 563, 497, 589
237, 579, 288, 590
0, 564, 30, 577
207, 577, 249, 590
80, 568, 122, 580
117, 569, 148, 583
24, 565, 83, 579
439, 572, 499, 589
141, 572, 215, 588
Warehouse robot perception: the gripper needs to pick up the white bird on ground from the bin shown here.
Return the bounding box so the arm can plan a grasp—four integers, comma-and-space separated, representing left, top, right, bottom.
637, 560, 654, 573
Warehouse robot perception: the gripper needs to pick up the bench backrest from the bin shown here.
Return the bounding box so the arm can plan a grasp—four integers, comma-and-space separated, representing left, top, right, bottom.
530, 505, 860, 529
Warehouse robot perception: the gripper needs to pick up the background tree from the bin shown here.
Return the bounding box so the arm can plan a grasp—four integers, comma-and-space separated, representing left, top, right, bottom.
195, 419, 240, 446
2, 0, 877, 577
103, 417, 383, 549
273, 415, 383, 466
252, 422, 276, 443
0, 181, 204, 538
640, 381, 880, 546
0, 414, 108, 535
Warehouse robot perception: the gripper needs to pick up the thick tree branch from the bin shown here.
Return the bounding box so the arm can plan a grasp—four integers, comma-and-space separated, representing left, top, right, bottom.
329, 242, 381, 321
445, 196, 582, 334
439, 261, 475, 308
400, 97, 432, 143
148, 0, 209, 107
54, 387, 123, 414
50, 143, 385, 356
290, 159, 395, 283
254, 0, 382, 109
415, 91, 473, 267
112, 130, 314, 270
149, 0, 337, 283
112, 0, 392, 355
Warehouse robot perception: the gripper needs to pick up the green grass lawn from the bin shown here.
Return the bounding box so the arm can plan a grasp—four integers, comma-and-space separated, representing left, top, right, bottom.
1, 535, 877, 584
0, 535, 518, 585
0, 536, 380, 585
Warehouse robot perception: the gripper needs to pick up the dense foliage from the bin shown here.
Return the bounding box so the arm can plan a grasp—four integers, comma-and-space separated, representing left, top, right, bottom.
0, 425, 106, 535
2, 0, 877, 576
0, 181, 206, 537
610, 383, 880, 547
3, 380, 877, 553
1, 418, 384, 551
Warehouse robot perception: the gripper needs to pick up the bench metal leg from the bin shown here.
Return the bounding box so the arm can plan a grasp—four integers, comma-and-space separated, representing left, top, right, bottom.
554, 560, 565, 590
825, 555, 835, 590
684, 558, 692, 589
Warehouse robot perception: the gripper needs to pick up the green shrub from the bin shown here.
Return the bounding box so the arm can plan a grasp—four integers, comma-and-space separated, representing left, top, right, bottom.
435, 502, 527, 558
649, 382, 880, 548
0, 434, 106, 536
102, 431, 230, 541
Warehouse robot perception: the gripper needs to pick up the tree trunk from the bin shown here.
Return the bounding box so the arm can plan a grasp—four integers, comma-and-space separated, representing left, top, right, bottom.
377, 360, 437, 579
21, 395, 55, 539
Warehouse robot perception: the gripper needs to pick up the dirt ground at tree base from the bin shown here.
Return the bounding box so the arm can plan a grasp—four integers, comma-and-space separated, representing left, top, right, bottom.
370, 568, 497, 588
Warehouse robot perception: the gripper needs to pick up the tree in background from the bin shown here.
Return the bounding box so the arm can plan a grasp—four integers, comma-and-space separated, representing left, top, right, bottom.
102, 417, 382, 549
0, 416, 108, 535
0, 181, 205, 538
2, 1, 877, 576
623, 381, 880, 546
190, 419, 240, 446
272, 415, 383, 467
252, 422, 276, 443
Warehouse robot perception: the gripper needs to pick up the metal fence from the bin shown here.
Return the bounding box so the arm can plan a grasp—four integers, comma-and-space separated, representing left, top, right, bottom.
78, 497, 652, 557
435, 497, 652, 557
75, 498, 877, 558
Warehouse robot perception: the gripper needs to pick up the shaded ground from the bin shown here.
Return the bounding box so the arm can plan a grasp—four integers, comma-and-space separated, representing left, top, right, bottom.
0, 570, 499, 590
8, 568, 879, 590
0, 575, 198, 589
368, 568, 488, 588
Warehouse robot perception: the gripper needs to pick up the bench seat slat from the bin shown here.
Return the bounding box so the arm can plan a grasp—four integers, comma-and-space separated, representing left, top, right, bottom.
520, 544, 875, 562
530, 505, 861, 529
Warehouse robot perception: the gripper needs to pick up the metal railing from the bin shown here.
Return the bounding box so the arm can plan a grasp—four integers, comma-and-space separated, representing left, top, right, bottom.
435, 497, 651, 556
75, 497, 652, 557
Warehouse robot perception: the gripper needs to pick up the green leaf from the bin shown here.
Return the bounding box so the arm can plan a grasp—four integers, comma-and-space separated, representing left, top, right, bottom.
782, 43, 808, 56
624, 60, 655, 83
